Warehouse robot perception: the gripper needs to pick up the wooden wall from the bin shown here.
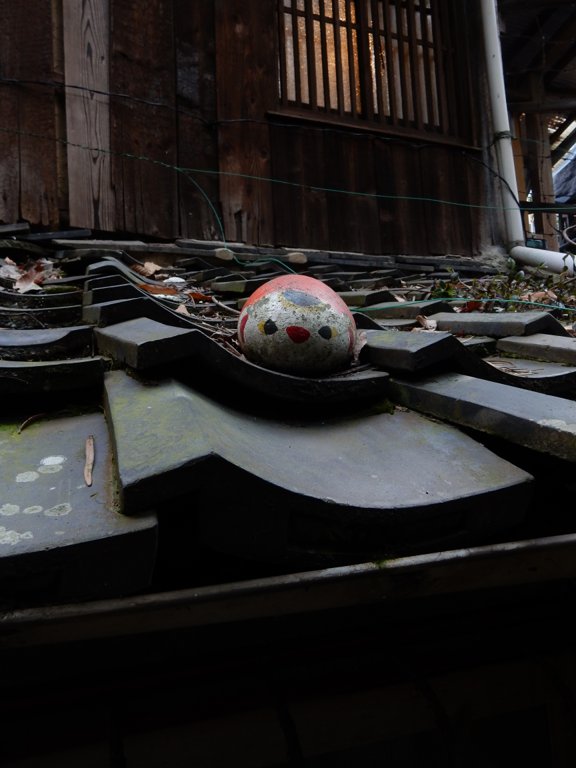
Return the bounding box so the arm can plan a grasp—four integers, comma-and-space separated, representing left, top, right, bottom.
0, 0, 488, 256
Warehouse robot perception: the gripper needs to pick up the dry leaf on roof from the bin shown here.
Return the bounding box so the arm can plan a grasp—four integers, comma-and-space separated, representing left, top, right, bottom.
84, 435, 95, 487
14, 270, 43, 293
520, 289, 558, 303
413, 315, 437, 331
137, 283, 180, 296
461, 301, 483, 313
187, 291, 213, 302
0, 261, 22, 282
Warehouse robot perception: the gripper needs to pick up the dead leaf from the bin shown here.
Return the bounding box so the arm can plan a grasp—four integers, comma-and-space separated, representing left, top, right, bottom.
186, 291, 213, 302
353, 330, 368, 362
461, 301, 483, 313
0, 262, 22, 281
132, 261, 165, 277
137, 283, 180, 296
17, 413, 47, 434
520, 289, 558, 303
14, 268, 43, 293
414, 314, 438, 331
488, 359, 543, 376
175, 304, 192, 316
84, 435, 95, 487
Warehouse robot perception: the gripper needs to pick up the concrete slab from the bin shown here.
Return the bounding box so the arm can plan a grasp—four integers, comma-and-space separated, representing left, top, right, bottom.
0, 326, 93, 361
432, 311, 570, 338
95, 318, 198, 368
496, 333, 576, 365
458, 336, 497, 356
390, 372, 576, 462
374, 318, 420, 330
337, 289, 399, 308
353, 313, 433, 334
0, 412, 157, 603
0, 357, 106, 393
358, 300, 455, 319
455, 349, 576, 396
361, 329, 460, 371
83, 297, 160, 326
104, 370, 532, 552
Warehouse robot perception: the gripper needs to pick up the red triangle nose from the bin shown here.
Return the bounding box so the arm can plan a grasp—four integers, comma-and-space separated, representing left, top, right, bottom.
286, 325, 311, 343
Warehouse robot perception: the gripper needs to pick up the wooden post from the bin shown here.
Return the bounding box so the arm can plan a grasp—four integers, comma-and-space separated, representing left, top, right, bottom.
215, 0, 276, 245
0, 1, 61, 226
63, 0, 115, 231
110, 0, 178, 238
525, 112, 559, 251
511, 114, 529, 237
174, 1, 220, 241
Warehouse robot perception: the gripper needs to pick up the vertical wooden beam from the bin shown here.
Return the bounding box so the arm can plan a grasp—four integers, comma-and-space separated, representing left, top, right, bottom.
511, 114, 529, 237
375, 138, 426, 255
270, 123, 329, 249
0, 0, 61, 226
525, 112, 558, 251
174, 0, 220, 240
215, 0, 276, 245
110, 0, 178, 238
325, 130, 380, 253
63, 0, 115, 231
0, 2, 21, 224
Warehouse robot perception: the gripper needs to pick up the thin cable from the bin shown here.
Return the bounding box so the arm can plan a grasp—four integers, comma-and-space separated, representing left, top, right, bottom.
358, 297, 576, 314
0, 124, 570, 217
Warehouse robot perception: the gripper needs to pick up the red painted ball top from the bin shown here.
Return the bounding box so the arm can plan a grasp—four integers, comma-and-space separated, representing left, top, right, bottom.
237, 274, 357, 375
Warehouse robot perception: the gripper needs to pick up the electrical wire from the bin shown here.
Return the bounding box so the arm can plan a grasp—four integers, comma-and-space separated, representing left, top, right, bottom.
358, 296, 576, 314
0, 124, 544, 213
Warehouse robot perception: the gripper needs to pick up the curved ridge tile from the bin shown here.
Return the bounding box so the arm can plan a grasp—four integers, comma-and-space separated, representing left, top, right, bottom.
0, 411, 157, 602
0, 357, 106, 393
104, 370, 532, 529
390, 372, 576, 462
0, 326, 93, 361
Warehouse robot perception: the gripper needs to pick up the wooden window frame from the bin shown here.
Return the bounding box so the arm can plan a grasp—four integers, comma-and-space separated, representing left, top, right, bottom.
277, 0, 474, 144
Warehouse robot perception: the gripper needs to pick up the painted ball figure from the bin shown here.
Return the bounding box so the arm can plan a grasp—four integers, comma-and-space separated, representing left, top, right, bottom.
237, 274, 356, 374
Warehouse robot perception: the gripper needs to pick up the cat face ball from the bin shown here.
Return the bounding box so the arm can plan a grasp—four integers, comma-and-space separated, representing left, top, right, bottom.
237, 274, 356, 374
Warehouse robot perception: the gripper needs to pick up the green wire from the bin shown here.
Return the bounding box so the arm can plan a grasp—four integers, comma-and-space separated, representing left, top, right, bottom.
233, 255, 297, 274
358, 297, 576, 314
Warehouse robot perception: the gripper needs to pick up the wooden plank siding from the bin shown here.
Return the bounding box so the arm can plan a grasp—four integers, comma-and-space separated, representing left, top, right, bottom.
214, 0, 277, 245
110, 0, 179, 238
0, 5, 21, 225
63, 0, 115, 231
174, 0, 220, 241
0, 0, 62, 226
270, 123, 330, 250
0, 0, 487, 258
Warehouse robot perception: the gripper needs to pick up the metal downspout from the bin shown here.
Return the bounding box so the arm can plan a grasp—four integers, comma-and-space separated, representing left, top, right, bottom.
480, 0, 574, 274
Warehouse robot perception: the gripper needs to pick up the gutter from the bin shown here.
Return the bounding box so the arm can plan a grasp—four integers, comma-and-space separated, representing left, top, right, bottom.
480, 0, 575, 274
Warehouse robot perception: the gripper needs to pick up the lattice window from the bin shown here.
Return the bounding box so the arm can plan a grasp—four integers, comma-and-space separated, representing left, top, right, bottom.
278, 0, 464, 138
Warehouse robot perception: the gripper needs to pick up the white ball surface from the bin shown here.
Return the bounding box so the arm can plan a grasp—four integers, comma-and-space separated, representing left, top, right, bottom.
237, 275, 356, 374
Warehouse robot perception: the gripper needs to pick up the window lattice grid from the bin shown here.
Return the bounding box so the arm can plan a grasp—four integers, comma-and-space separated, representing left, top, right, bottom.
279, 0, 456, 134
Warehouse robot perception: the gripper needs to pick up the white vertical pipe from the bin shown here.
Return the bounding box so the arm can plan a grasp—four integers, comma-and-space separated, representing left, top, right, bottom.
480, 0, 525, 246
480, 0, 573, 273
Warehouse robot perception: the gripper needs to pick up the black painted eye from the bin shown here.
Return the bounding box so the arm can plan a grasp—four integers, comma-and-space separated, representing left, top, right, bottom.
318, 326, 333, 339
263, 319, 279, 335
